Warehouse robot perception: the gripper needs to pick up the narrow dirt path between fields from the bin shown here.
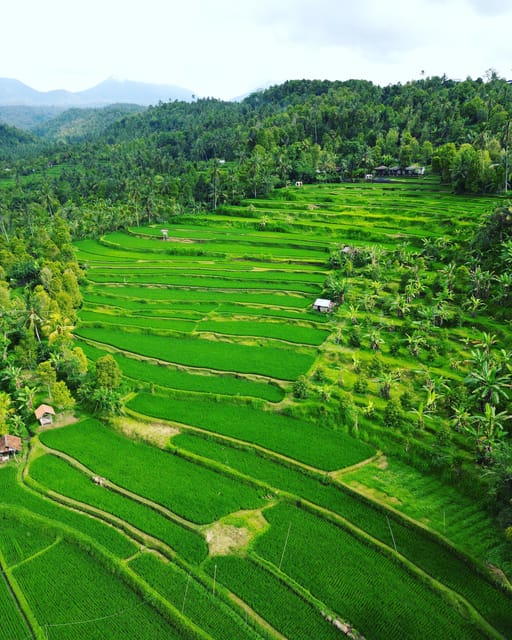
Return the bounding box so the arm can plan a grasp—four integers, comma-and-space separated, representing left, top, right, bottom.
37, 442, 201, 532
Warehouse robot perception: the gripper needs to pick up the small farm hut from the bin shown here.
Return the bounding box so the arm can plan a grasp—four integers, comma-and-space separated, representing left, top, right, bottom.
34, 404, 56, 426
313, 298, 334, 313
0, 434, 22, 462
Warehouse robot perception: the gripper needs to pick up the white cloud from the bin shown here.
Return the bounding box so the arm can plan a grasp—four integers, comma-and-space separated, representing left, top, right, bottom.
1, 0, 511, 98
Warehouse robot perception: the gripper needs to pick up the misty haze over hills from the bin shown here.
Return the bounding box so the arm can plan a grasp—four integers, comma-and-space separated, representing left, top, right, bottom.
0, 77, 196, 107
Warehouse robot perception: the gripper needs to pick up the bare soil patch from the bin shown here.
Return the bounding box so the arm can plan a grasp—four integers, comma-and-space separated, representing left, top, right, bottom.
114, 417, 179, 448
205, 509, 268, 556
376, 454, 388, 469
39, 411, 79, 431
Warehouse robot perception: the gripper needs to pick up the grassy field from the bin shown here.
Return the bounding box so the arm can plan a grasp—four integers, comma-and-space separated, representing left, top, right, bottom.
29, 453, 208, 564
252, 503, 488, 640
5, 180, 512, 639
39, 418, 266, 525
13, 539, 179, 639
75, 326, 316, 379
77, 339, 285, 402
127, 392, 374, 470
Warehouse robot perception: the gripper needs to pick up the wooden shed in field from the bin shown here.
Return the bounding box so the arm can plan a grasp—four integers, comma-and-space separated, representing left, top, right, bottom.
0, 434, 22, 462
34, 404, 56, 426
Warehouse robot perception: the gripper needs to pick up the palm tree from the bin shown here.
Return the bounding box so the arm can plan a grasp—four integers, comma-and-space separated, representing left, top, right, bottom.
42, 312, 75, 345
468, 403, 510, 459
410, 402, 428, 430
469, 266, 494, 299
405, 332, 426, 358
440, 262, 457, 293
494, 272, 512, 302
14, 384, 37, 419
365, 328, 384, 351
377, 371, 398, 400
348, 303, 360, 324
450, 404, 471, 433
388, 294, 410, 319
466, 362, 510, 408
1, 363, 24, 393
463, 295, 486, 317
474, 332, 497, 357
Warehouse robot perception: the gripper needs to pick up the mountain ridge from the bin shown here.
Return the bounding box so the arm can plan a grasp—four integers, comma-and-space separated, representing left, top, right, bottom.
0, 77, 196, 107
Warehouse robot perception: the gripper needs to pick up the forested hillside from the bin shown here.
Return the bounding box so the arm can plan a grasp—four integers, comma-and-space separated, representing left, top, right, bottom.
1, 74, 512, 211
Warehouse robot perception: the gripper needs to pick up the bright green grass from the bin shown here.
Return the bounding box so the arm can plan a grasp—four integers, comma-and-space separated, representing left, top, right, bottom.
104, 231, 329, 260
79, 310, 197, 332
196, 319, 330, 345
87, 265, 326, 284
77, 340, 285, 402
204, 556, 341, 640
29, 454, 207, 564
13, 539, 180, 639
39, 419, 265, 525
0, 514, 57, 567
83, 285, 311, 308
254, 503, 486, 640
84, 302, 207, 320
75, 326, 315, 380
134, 224, 329, 249
130, 553, 264, 640
342, 457, 505, 560
0, 466, 135, 559
0, 572, 30, 640
215, 302, 330, 322
86, 271, 320, 294
128, 393, 374, 470
173, 433, 512, 634
83, 294, 218, 314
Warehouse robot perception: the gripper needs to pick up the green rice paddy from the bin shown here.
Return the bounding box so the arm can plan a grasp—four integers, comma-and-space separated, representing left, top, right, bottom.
5, 180, 511, 640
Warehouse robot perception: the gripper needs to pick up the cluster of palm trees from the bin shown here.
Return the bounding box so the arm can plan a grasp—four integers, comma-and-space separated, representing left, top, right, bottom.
462, 334, 511, 461
327, 227, 512, 478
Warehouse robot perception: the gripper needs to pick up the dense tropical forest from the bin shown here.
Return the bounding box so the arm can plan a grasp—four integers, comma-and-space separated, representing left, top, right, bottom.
1, 72, 512, 639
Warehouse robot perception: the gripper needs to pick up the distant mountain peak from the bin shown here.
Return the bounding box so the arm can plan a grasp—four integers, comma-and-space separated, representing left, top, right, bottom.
0, 77, 196, 107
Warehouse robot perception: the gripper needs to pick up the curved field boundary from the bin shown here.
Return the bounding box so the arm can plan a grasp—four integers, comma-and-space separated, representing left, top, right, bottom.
77, 339, 286, 403
20, 451, 277, 640
27, 449, 206, 565
126, 393, 374, 471
74, 327, 316, 381
39, 420, 266, 526
0, 543, 38, 640
167, 432, 512, 636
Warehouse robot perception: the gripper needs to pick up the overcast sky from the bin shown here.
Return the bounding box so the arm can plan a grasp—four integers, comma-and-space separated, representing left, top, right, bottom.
3, 0, 512, 99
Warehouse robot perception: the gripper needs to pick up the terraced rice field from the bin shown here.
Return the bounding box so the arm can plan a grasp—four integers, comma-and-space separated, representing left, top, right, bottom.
4, 181, 511, 639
